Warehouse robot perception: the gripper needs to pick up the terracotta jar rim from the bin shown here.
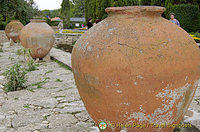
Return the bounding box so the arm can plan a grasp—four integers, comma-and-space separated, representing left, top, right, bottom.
105, 6, 166, 15
30, 19, 46, 22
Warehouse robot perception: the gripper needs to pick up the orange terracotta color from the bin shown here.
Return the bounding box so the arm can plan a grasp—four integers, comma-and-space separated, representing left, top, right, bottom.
19, 19, 55, 59
5, 20, 24, 43
72, 6, 200, 132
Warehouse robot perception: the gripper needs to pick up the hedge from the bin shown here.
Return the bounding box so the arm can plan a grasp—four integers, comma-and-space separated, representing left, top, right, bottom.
166, 4, 200, 32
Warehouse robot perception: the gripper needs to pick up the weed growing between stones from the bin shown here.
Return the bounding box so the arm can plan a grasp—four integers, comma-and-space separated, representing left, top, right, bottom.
53, 58, 72, 71
45, 70, 53, 75
8, 56, 14, 61
55, 78, 63, 82
17, 48, 38, 72
194, 97, 200, 105
26, 59, 39, 72
16, 48, 32, 62
3, 63, 27, 92
0, 43, 3, 52
72, 41, 77, 45
31, 77, 49, 89
3, 48, 39, 92
23, 104, 30, 108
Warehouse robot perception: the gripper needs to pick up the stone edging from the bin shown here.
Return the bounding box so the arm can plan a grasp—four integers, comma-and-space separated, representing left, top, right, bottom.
50, 47, 72, 69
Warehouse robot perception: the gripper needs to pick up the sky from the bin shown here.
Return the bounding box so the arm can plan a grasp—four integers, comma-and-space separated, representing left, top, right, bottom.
34, 0, 63, 10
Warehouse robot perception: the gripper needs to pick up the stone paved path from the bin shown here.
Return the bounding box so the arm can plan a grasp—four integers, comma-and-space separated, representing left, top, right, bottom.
0, 41, 200, 132
50, 47, 72, 68
0, 42, 99, 132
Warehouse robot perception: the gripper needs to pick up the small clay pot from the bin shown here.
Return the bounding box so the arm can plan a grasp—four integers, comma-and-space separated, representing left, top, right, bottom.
19, 19, 55, 59
5, 20, 24, 43
72, 6, 200, 132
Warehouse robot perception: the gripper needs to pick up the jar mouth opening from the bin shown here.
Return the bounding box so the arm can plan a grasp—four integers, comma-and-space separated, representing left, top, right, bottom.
106, 6, 166, 14
30, 19, 46, 22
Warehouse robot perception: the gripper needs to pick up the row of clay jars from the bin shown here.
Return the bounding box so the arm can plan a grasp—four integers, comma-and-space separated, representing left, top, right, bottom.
5, 19, 55, 59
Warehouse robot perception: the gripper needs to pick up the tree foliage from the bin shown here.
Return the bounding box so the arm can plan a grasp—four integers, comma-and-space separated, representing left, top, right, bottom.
60, 0, 71, 28
0, 0, 39, 29
168, 4, 200, 32
71, 0, 85, 17
83, 0, 200, 32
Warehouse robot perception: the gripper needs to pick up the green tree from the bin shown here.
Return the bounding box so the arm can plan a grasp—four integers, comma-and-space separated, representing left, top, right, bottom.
41, 9, 60, 18
139, 0, 151, 5
96, 0, 111, 19
60, 0, 71, 28
90, 0, 97, 19
72, 0, 85, 17
51, 9, 61, 17
165, 0, 175, 17
151, 0, 165, 6
41, 10, 52, 17
126, 0, 139, 6
110, 0, 127, 6
0, 0, 39, 29
168, 4, 200, 32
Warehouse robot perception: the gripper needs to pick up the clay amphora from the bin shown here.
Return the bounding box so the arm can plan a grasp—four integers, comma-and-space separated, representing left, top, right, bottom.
72, 6, 200, 132
19, 19, 55, 59
5, 20, 24, 43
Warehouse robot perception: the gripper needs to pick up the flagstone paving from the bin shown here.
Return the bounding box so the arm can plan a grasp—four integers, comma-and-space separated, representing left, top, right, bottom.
0, 42, 99, 132
0, 41, 199, 132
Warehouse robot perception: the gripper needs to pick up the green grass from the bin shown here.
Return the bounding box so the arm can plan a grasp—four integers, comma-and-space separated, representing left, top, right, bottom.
14, 97, 19, 100
194, 97, 200, 104
23, 104, 30, 108
26, 59, 39, 72
54, 95, 66, 99
55, 78, 63, 82
27, 88, 35, 92
31, 78, 48, 89
52, 58, 72, 71
45, 70, 53, 75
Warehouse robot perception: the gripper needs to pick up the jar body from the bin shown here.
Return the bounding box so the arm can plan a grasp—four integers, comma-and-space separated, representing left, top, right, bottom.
5, 20, 24, 43
19, 20, 55, 59
72, 6, 200, 131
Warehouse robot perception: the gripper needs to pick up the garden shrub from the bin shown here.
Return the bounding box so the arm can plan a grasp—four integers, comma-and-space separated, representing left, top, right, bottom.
194, 32, 200, 38
166, 4, 200, 33
45, 18, 60, 26
3, 63, 27, 92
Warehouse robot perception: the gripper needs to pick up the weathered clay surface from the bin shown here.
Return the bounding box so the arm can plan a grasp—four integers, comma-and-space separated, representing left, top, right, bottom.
19, 19, 55, 59
5, 20, 24, 43
72, 6, 200, 131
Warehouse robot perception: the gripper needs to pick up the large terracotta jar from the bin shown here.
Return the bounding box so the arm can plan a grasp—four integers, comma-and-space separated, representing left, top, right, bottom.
19, 19, 55, 59
72, 6, 200, 132
5, 20, 24, 43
